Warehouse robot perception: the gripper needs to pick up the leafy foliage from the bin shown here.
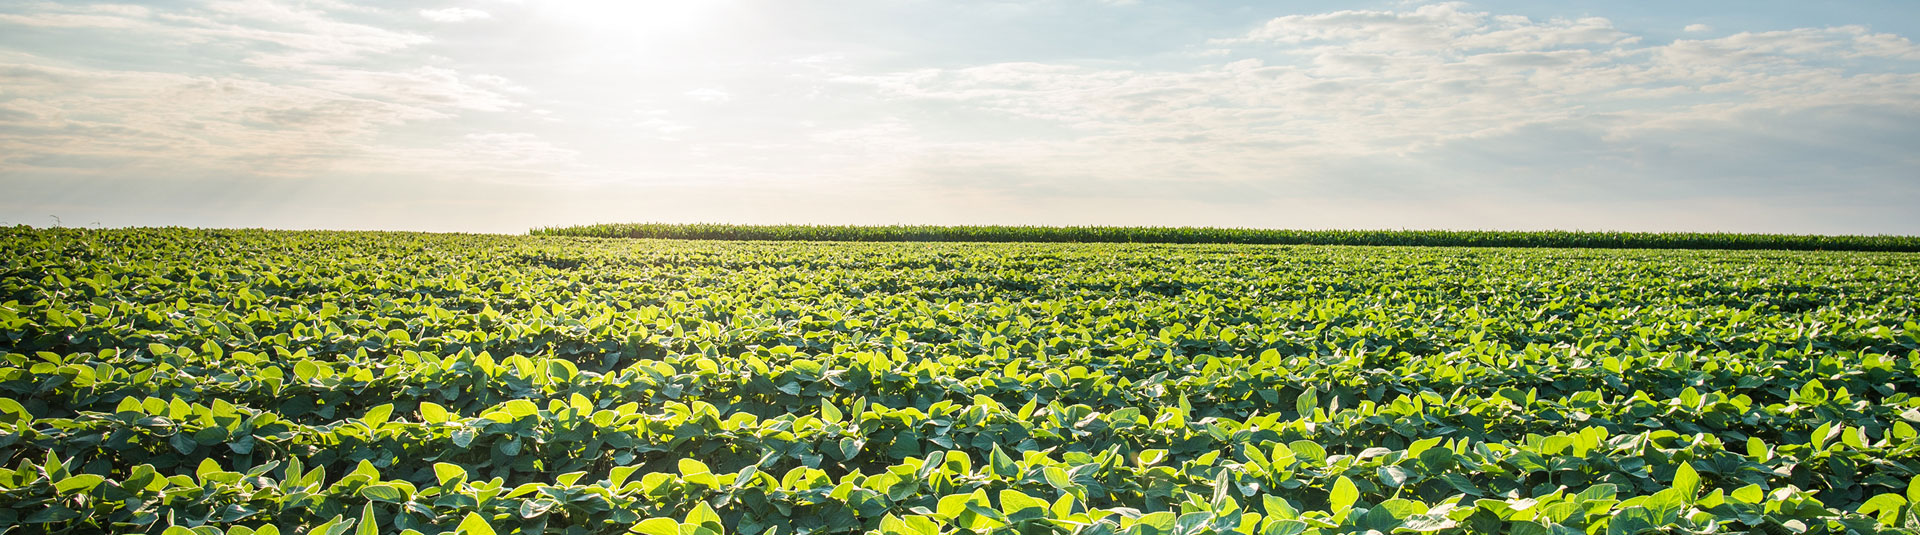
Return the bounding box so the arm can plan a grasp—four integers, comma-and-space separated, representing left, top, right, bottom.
530, 223, 1920, 251
3, 226, 1920, 534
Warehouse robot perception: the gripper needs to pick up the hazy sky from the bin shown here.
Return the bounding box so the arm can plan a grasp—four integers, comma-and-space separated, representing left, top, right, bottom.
3, 1, 1918, 234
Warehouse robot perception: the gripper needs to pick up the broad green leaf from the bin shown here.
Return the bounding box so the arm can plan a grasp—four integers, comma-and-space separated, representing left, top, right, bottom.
879, 515, 912, 535
1671, 462, 1699, 500
53, 474, 104, 494
420, 402, 450, 424
1858, 493, 1907, 524
686, 502, 722, 530
1329, 476, 1359, 512
1379, 465, 1414, 489
989, 444, 1018, 478
1288, 441, 1326, 464
361, 484, 407, 503
937, 493, 972, 520
839, 437, 862, 460
1000, 489, 1048, 513
1135, 511, 1177, 532
1043, 466, 1072, 489
363, 404, 394, 428
1265, 519, 1309, 535
357, 504, 379, 535
503, 399, 539, 419
458, 512, 496, 535
820, 399, 842, 424
435, 463, 468, 486
1138, 449, 1168, 466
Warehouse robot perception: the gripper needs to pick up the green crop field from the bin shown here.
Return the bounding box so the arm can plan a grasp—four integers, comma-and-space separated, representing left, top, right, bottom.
4, 227, 1920, 535
532, 224, 1920, 252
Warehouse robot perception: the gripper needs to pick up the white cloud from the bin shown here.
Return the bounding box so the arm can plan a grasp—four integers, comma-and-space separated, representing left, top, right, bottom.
0, 60, 441, 176
0, 1, 547, 182
420, 8, 491, 22
1684, 24, 1713, 33
304, 66, 522, 111
834, 3, 1920, 202
684, 88, 732, 103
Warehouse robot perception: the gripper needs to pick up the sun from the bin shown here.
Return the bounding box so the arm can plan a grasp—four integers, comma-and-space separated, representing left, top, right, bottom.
537, 0, 731, 39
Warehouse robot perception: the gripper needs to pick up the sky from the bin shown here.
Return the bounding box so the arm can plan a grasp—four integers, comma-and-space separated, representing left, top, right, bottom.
2, 0, 1918, 235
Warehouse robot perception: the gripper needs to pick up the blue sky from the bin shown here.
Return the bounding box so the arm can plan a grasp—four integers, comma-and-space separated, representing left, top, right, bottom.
2, 0, 1917, 234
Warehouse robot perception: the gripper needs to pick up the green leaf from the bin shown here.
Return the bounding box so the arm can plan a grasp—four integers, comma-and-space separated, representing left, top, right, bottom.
820, 399, 842, 424
937, 493, 972, 520
1265, 519, 1309, 535
879, 514, 912, 535
1575, 484, 1617, 502
1404, 436, 1443, 458
363, 404, 394, 428
1671, 462, 1700, 500
1212, 468, 1230, 504
989, 444, 1018, 478
361, 484, 407, 503
1399, 514, 1454, 532
452, 428, 477, 448
357, 504, 379, 535
1138, 449, 1168, 466
0, 397, 30, 424
294, 361, 319, 382
53, 474, 104, 494
1000, 489, 1048, 514
503, 399, 539, 419
1510, 521, 1553, 535
1288, 440, 1326, 464
903, 515, 939, 535
169, 432, 198, 454
1859, 493, 1908, 524
435, 463, 468, 486
1607, 507, 1660, 535
685, 502, 722, 531
1135, 511, 1177, 532
1329, 476, 1359, 512
610, 465, 642, 488
458, 512, 496, 535
1379, 465, 1414, 488
1043, 466, 1072, 489
420, 402, 450, 423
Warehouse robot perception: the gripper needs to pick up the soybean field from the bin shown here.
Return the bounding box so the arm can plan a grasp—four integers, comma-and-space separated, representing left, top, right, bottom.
3, 227, 1920, 535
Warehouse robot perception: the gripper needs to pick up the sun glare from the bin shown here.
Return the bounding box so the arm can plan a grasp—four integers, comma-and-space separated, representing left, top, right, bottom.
538, 0, 729, 38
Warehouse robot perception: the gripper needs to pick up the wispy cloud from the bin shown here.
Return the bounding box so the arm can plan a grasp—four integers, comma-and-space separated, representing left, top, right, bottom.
834, 3, 1920, 204
420, 8, 490, 23
0, 0, 562, 183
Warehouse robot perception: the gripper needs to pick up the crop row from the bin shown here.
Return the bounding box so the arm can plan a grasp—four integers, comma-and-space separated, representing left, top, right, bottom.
529, 224, 1920, 251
